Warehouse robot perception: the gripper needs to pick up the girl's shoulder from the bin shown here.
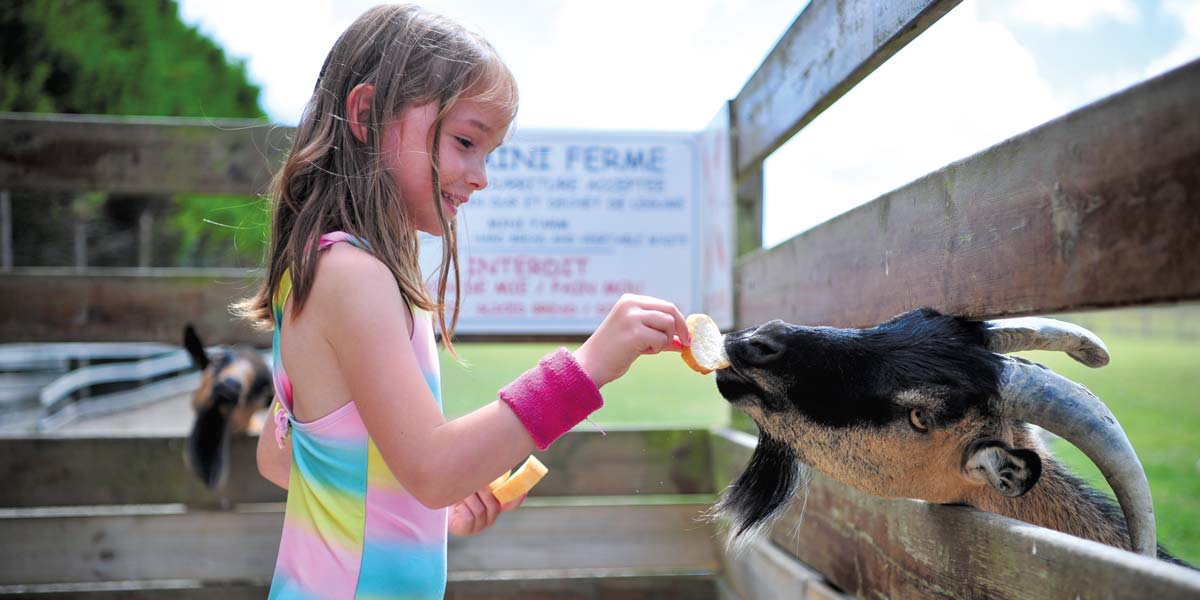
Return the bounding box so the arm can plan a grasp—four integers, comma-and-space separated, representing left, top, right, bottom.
308, 240, 414, 335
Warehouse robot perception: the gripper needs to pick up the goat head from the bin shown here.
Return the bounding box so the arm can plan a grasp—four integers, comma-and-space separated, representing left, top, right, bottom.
183, 324, 273, 489
711, 308, 1156, 558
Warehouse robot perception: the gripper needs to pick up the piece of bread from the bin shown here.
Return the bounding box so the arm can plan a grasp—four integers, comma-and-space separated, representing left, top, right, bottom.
491, 455, 548, 504
487, 470, 512, 494
681, 313, 730, 374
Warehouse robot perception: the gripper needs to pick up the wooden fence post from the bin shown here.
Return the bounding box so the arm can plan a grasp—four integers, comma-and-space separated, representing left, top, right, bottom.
0, 190, 10, 271
731, 166, 763, 435
73, 216, 86, 272
138, 208, 154, 269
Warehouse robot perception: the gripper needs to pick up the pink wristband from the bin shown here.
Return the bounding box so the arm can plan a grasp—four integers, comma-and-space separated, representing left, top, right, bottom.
499, 347, 604, 450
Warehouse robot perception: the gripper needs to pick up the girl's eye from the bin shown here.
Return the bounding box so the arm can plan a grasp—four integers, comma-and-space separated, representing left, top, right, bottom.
454, 136, 473, 149
909, 408, 930, 432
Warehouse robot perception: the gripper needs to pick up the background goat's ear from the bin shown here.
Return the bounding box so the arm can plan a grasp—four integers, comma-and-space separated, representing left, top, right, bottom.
183, 323, 208, 371
966, 442, 1042, 498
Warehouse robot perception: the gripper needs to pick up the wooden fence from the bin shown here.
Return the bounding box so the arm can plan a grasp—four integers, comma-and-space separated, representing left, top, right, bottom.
719, 0, 1200, 597
3, 0, 1200, 597
0, 430, 730, 598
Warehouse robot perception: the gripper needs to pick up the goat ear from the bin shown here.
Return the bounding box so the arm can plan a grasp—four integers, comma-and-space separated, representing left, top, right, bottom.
965, 441, 1042, 498
183, 323, 208, 371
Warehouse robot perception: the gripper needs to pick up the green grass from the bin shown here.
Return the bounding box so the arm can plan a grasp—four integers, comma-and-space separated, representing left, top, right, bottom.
1017, 334, 1200, 565
440, 329, 1199, 565
439, 343, 729, 429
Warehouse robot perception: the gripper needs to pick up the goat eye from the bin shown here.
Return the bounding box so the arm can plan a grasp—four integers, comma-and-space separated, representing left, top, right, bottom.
909, 408, 930, 432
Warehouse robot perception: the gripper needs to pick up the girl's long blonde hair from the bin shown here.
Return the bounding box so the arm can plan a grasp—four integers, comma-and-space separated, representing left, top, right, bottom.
237, 4, 517, 358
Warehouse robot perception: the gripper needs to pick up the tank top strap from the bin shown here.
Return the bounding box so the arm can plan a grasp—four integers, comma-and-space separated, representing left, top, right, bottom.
316, 230, 370, 253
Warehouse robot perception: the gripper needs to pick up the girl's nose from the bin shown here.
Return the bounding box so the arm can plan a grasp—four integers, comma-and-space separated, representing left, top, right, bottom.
467, 157, 488, 191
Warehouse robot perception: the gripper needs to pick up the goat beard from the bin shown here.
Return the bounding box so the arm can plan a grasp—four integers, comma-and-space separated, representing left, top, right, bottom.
709, 431, 804, 546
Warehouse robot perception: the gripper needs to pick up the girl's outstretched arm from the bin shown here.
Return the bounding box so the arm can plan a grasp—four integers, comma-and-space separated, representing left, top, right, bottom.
317, 248, 538, 508
315, 248, 688, 509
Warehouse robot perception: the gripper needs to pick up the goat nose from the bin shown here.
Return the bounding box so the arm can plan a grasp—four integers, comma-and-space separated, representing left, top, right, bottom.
213, 378, 244, 406
741, 320, 788, 366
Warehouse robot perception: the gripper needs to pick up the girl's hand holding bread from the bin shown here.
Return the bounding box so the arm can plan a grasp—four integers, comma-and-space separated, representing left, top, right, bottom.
573, 294, 691, 387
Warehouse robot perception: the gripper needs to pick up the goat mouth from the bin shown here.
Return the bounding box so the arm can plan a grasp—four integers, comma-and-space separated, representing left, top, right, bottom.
715, 367, 761, 407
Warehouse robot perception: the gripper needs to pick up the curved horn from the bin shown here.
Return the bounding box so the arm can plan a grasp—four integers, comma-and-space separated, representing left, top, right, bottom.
985, 317, 1109, 367
995, 356, 1155, 556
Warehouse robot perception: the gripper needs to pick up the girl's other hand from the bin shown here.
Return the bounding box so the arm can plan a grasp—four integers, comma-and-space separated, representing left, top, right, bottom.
448, 488, 524, 537
573, 294, 690, 388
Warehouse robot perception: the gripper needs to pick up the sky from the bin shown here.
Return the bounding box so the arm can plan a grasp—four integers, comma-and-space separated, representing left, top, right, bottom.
179, 0, 1200, 248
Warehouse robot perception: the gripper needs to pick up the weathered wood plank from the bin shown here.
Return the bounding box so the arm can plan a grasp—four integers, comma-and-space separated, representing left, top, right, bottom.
0, 575, 717, 599
0, 501, 718, 585
0, 505, 281, 584
0, 429, 712, 507
447, 501, 718, 574
0, 268, 265, 345
0, 581, 271, 600
0, 268, 596, 344
537, 428, 712, 497
731, 0, 960, 174
0, 113, 289, 196
713, 532, 852, 600
0, 435, 281, 507
710, 429, 1200, 599
736, 59, 1200, 329
447, 575, 717, 600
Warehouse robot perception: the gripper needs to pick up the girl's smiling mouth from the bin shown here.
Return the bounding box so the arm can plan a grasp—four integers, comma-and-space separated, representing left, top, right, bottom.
442, 191, 467, 216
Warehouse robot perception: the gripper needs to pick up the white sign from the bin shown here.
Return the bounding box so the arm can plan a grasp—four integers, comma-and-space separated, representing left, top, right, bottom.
698, 105, 735, 331
423, 127, 733, 335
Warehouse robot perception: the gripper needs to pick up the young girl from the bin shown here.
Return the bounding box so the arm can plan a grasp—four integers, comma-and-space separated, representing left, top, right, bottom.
241, 5, 691, 599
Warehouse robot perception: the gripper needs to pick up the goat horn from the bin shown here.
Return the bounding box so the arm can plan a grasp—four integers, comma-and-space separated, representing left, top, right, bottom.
985, 317, 1109, 367
994, 356, 1155, 556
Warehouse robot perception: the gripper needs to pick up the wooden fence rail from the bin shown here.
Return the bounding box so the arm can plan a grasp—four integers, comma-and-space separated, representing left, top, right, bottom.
0, 429, 713, 507
0, 430, 732, 598
735, 58, 1200, 329
731, 0, 960, 175
0, 268, 265, 345
0, 113, 287, 196
711, 429, 1200, 599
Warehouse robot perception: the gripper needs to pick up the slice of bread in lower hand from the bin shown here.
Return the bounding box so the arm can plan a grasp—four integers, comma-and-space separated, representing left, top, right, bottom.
487, 470, 511, 494
681, 313, 730, 374
490, 455, 548, 504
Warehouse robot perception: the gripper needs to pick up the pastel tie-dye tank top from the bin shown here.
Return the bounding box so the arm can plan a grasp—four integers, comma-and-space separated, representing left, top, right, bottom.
267, 232, 448, 599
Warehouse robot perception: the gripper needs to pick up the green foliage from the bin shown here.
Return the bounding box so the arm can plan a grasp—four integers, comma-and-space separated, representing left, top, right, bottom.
169, 194, 270, 267
2, 0, 269, 267
0, 0, 263, 118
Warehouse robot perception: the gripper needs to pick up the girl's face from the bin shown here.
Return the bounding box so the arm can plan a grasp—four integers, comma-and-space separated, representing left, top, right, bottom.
383, 97, 509, 236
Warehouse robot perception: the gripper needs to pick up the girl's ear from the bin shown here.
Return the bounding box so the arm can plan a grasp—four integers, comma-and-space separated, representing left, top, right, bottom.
346, 83, 375, 143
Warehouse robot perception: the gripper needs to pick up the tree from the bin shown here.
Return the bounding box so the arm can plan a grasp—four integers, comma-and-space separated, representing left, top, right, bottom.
1, 0, 262, 117
1, 0, 269, 267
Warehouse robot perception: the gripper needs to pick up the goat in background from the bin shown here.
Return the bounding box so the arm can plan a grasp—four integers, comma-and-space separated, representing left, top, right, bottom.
182, 324, 273, 489
712, 307, 1190, 567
